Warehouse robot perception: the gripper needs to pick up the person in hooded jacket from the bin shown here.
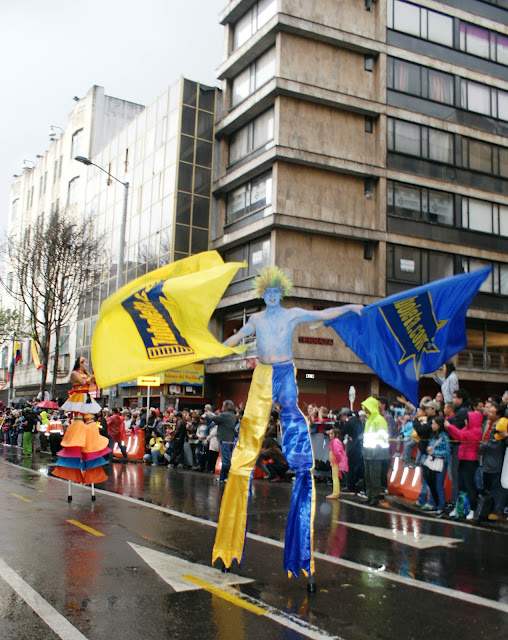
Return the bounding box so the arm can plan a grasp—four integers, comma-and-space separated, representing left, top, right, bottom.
445, 410, 482, 520
478, 402, 508, 520
361, 396, 390, 507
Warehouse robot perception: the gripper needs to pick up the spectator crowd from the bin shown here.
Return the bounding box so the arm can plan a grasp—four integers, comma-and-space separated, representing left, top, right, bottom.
2, 365, 507, 524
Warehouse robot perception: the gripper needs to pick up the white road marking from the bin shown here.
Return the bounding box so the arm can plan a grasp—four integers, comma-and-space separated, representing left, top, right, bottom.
129, 543, 340, 640
128, 542, 253, 592
339, 521, 461, 549
0, 557, 88, 640
3, 460, 508, 615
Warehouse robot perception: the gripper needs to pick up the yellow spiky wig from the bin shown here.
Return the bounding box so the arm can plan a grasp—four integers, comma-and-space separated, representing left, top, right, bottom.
253, 266, 293, 298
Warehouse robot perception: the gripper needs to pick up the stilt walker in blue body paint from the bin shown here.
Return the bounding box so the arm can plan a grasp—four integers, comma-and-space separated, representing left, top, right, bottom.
212, 266, 362, 586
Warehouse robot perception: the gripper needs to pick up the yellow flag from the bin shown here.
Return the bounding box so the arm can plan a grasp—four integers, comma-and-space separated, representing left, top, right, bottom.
31, 339, 43, 370
91, 251, 247, 388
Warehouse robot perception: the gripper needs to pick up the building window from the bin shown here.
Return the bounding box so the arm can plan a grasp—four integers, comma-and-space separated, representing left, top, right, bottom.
389, 57, 457, 106
71, 129, 83, 159
459, 22, 489, 59
387, 181, 453, 226
388, 118, 420, 155
428, 128, 453, 163
11, 198, 19, 221
388, 118, 453, 165
464, 139, 492, 174
67, 177, 79, 205
388, 0, 453, 47
231, 47, 276, 107
233, 0, 277, 50
462, 259, 494, 294
388, 0, 507, 64
59, 326, 70, 354
225, 237, 271, 281
428, 69, 454, 105
387, 244, 454, 286
459, 22, 508, 64
475, 82, 507, 121
461, 136, 507, 178
226, 172, 272, 224
461, 198, 508, 236
229, 108, 274, 165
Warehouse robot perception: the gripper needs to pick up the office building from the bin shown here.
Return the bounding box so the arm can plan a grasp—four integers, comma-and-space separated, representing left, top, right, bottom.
208, 0, 508, 408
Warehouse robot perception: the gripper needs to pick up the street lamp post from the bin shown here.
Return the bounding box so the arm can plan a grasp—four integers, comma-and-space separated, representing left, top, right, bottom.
75, 156, 129, 290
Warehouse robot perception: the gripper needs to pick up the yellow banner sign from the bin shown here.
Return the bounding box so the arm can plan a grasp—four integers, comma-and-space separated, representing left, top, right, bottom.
163, 364, 204, 386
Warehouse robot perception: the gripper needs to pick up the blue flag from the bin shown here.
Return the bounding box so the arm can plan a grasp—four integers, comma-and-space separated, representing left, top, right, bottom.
325, 267, 492, 405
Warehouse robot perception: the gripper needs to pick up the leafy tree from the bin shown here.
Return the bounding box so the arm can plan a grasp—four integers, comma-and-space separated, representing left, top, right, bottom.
2, 210, 104, 398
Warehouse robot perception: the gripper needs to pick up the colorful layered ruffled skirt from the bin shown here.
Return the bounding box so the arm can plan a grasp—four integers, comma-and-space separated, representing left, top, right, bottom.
52, 414, 110, 484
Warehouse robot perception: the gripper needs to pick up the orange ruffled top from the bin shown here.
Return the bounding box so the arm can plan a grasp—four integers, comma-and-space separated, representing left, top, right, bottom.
52, 372, 110, 484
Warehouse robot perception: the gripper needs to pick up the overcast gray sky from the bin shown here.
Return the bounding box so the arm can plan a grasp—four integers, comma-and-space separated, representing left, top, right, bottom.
0, 0, 225, 230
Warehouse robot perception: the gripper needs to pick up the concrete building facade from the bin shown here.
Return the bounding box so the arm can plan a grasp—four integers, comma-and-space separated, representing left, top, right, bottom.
3, 79, 217, 406
208, 0, 508, 410
2, 86, 144, 399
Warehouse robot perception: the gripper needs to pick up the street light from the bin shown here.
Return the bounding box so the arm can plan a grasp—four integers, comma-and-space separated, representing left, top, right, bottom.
75, 156, 129, 290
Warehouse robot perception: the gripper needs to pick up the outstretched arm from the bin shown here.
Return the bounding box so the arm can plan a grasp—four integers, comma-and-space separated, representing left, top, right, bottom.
293, 304, 362, 325
223, 319, 256, 347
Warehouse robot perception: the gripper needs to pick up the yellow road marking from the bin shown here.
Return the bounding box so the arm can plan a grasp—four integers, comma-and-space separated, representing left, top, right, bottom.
67, 520, 105, 537
11, 493, 32, 503
182, 574, 266, 616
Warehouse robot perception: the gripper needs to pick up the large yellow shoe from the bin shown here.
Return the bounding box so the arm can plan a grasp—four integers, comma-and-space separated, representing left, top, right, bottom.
488, 513, 501, 521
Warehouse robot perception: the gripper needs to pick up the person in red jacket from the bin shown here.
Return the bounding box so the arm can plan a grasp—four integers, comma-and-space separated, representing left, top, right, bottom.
107, 407, 128, 460
445, 410, 482, 520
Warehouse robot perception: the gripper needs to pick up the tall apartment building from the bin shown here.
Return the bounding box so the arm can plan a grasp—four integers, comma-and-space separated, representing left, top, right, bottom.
208, 0, 508, 409
2, 86, 144, 399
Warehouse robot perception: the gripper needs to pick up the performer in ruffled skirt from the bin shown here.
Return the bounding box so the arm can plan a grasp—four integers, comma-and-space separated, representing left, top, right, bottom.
52, 357, 110, 484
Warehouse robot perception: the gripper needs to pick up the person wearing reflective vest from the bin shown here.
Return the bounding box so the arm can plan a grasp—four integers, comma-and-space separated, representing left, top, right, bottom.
361, 396, 390, 506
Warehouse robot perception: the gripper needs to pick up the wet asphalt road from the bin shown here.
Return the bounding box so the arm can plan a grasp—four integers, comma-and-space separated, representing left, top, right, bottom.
1, 445, 507, 640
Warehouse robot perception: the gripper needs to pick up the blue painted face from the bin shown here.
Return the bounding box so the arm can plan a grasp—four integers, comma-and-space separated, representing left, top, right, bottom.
263, 287, 281, 307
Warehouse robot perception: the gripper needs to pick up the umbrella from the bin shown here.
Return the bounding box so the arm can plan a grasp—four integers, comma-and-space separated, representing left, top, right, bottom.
10, 397, 28, 407
36, 400, 59, 409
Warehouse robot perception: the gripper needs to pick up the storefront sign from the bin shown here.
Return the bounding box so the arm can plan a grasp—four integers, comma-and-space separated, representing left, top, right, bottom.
163, 364, 204, 386
239, 358, 258, 370
298, 336, 334, 346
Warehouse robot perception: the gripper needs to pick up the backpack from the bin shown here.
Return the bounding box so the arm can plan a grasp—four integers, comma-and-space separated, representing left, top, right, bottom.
473, 491, 494, 525
453, 491, 470, 519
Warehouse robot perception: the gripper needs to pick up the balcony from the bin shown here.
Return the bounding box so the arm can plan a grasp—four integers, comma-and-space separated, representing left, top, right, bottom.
457, 350, 507, 372
48, 354, 71, 376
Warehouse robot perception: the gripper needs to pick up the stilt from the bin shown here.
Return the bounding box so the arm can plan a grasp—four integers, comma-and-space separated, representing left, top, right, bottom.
91, 483, 96, 501
67, 480, 72, 502
307, 574, 316, 593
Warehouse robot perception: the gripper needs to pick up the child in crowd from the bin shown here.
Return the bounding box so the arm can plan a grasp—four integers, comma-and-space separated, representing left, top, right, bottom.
397, 410, 417, 464
143, 429, 164, 466
326, 427, 348, 499
422, 416, 451, 517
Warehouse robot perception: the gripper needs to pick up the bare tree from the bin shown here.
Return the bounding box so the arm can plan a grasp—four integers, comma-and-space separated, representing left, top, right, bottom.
2, 209, 104, 398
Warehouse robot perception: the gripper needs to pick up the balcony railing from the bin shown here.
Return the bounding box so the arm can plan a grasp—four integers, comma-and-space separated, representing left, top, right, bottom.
457, 349, 507, 371
48, 354, 71, 376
